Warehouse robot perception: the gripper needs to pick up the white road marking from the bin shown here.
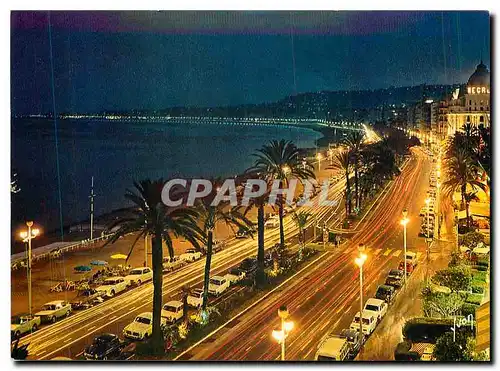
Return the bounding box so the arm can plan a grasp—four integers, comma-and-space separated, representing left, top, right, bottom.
383, 249, 393, 256
374, 248, 382, 255
87, 325, 96, 331
63, 337, 73, 343
393, 250, 402, 257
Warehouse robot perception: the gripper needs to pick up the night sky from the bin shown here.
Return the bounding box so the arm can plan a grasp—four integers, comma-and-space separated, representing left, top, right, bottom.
11, 11, 490, 115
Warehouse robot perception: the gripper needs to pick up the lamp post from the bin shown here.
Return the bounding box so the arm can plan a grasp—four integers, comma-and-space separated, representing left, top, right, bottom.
400, 209, 409, 284
435, 181, 441, 239
354, 244, 367, 343
316, 153, 323, 172
272, 305, 294, 361
20, 221, 40, 316
328, 148, 333, 166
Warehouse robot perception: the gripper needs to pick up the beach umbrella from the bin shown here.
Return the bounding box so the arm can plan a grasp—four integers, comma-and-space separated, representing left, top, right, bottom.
110, 253, 128, 260
90, 260, 108, 266
74, 265, 92, 272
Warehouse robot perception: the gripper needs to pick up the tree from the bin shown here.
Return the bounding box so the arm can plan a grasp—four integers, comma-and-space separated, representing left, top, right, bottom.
249, 139, 315, 250
292, 211, 311, 258
433, 331, 474, 361
443, 149, 486, 229
106, 179, 204, 354
197, 178, 252, 310
331, 149, 352, 216
344, 131, 365, 209
431, 265, 472, 293
421, 287, 465, 318
11, 339, 29, 360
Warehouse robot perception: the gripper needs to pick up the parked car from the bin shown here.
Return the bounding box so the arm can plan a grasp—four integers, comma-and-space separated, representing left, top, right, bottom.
163, 256, 187, 272
71, 288, 102, 310
375, 284, 396, 304
124, 267, 153, 286
123, 312, 165, 340
161, 301, 184, 323
235, 227, 253, 239
315, 335, 350, 361
398, 261, 415, 275
84, 333, 124, 360
95, 277, 129, 297
385, 269, 404, 288
224, 268, 246, 285
405, 251, 418, 267
239, 257, 257, 275
187, 288, 204, 308
179, 248, 202, 262
35, 300, 72, 323
339, 328, 362, 359
264, 216, 279, 228
364, 298, 388, 322
211, 240, 225, 254
208, 276, 230, 296
11, 314, 41, 338
349, 310, 377, 336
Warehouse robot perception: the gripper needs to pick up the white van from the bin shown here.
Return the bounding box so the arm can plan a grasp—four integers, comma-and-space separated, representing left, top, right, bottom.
315, 336, 350, 361
405, 251, 418, 267
349, 310, 377, 336
208, 276, 229, 296
161, 301, 183, 323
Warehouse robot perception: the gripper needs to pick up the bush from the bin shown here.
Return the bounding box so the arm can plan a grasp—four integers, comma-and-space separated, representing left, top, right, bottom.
465, 293, 483, 305
473, 271, 487, 282
394, 341, 420, 361
477, 258, 489, 268
476, 265, 488, 272
471, 285, 485, 294
461, 303, 479, 319
458, 231, 485, 248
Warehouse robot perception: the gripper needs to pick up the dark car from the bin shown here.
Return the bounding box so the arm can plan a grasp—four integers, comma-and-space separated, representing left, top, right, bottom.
212, 240, 225, 254
375, 284, 396, 303
339, 328, 362, 359
385, 269, 404, 288
84, 333, 123, 360
235, 227, 255, 239
239, 258, 257, 275
71, 289, 101, 310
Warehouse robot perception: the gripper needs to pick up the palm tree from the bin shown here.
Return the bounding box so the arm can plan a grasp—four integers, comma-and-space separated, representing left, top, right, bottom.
249, 140, 315, 250
241, 175, 272, 288
292, 211, 311, 257
344, 131, 365, 210
197, 179, 253, 310
443, 150, 485, 229
331, 149, 352, 216
106, 179, 204, 354
180, 285, 191, 326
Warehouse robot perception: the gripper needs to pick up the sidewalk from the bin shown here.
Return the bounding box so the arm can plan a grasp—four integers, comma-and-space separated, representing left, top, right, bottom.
356, 233, 454, 360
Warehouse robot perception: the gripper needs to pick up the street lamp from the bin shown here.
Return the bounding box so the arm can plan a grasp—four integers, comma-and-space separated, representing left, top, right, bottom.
436, 182, 441, 238
328, 148, 333, 165
354, 244, 367, 342
20, 221, 40, 316
400, 209, 409, 283
272, 305, 294, 360
317, 153, 323, 172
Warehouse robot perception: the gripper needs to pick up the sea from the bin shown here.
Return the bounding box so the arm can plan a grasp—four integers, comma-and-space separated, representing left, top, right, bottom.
11, 117, 343, 234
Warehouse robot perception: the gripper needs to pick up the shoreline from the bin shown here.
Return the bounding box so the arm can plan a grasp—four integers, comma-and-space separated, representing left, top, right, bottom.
11, 117, 346, 253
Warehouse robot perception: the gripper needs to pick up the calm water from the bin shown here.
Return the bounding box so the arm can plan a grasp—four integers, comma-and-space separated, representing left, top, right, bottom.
12, 118, 327, 232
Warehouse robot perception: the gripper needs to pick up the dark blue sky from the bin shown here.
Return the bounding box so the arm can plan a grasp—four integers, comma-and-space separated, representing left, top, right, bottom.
11, 11, 490, 115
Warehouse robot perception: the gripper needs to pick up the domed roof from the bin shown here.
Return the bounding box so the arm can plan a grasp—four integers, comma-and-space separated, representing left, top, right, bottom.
467, 61, 490, 86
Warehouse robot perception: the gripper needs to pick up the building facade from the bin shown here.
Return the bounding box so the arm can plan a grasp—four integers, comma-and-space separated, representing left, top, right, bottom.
446, 62, 490, 137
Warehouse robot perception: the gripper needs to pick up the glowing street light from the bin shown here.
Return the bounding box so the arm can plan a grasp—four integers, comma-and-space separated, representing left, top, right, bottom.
354, 244, 367, 341
272, 305, 294, 360
317, 153, 323, 172
400, 209, 409, 283
20, 221, 40, 316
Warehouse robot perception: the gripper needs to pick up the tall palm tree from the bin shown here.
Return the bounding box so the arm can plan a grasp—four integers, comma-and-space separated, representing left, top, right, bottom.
344, 131, 365, 210
443, 150, 486, 229
249, 140, 315, 250
332, 149, 352, 216
106, 179, 204, 354
241, 175, 272, 288
197, 179, 253, 310
292, 211, 311, 257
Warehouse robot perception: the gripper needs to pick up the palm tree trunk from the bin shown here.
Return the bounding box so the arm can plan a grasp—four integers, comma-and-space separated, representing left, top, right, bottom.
345, 169, 351, 215
256, 204, 266, 287
354, 160, 359, 210
151, 232, 164, 354
202, 229, 213, 310
465, 201, 471, 230
278, 193, 285, 248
